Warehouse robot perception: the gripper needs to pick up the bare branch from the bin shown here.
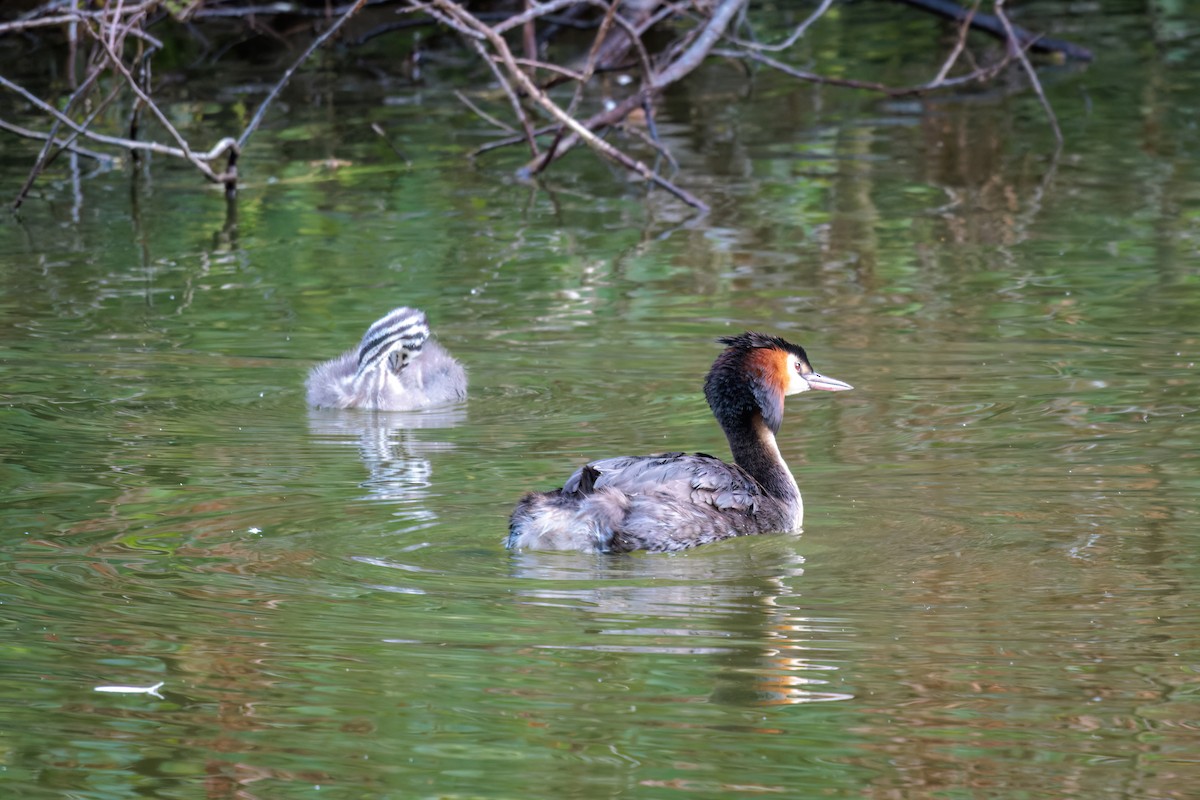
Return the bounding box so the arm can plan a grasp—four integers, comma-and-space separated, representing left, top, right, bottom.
432, 0, 710, 210
11, 53, 109, 210
409, 0, 486, 40
538, 0, 620, 173
0, 9, 163, 48
0, 70, 240, 173
468, 122, 560, 161
84, 16, 226, 182
0, 75, 184, 158
1, 0, 1086, 209
107, 0, 126, 54
0, 118, 115, 163
652, 0, 750, 89
525, 0, 750, 188
609, 12, 657, 81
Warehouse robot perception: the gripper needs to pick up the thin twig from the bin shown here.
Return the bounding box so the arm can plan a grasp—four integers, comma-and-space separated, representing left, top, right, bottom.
0, 9, 164, 48
85, 18, 226, 182
607, 11, 668, 161
2, 3, 155, 30
468, 122, 560, 160
722, 0, 835, 52
129, 32, 152, 162
191, 0, 393, 19
609, 12, 657, 81
107, 0, 126, 54
715, 44, 1020, 97
621, 115, 680, 174
454, 90, 517, 134
995, 0, 1062, 144
539, 0, 620, 174
10, 22, 133, 211
470, 38, 540, 157
237, 0, 369, 150
525, 0, 750, 195
370, 122, 412, 165
642, 2, 690, 35
11, 58, 106, 210
435, 0, 712, 209
932, 0, 979, 84
491, 0, 590, 35
640, 94, 677, 174
1, 73, 239, 160
408, 0, 485, 40
0, 118, 115, 163
508, 57, 587, 83
521, 0, 537, 78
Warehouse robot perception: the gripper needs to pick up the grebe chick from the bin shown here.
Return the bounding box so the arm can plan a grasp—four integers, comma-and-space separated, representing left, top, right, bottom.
306, 307, 467, 411
507, 332, 852, 553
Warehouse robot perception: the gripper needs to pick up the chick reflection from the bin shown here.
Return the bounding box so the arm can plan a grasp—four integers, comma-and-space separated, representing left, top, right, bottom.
510, 538, 854, 705
306, 406, 465, 512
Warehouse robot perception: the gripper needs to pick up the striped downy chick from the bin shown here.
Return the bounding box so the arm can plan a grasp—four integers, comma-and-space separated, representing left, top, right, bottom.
306, 307, 467, 411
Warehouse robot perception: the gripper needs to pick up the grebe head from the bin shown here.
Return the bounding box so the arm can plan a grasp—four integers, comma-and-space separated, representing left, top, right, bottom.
355, 306, 430, 379
704, 332, 853, 434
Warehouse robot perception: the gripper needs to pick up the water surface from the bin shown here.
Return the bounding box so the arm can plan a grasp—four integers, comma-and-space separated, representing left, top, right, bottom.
2, 6, 1199, 799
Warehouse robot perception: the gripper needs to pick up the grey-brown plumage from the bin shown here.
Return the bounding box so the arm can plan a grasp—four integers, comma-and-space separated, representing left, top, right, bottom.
507, 332, 852, 553
306, 307, 467, 411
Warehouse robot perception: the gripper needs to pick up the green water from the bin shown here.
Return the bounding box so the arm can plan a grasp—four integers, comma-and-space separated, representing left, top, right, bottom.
2, 6, 1199, 799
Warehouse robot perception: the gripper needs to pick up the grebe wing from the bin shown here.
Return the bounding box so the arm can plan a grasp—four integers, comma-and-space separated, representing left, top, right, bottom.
562, 452, 762, 513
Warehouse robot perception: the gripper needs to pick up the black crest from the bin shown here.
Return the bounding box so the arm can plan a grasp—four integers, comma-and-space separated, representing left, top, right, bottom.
704, 331, 808, 435
715, 331, 809, 363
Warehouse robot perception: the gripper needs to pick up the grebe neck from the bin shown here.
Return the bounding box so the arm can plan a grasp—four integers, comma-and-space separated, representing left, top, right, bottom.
723, 411, 800, 503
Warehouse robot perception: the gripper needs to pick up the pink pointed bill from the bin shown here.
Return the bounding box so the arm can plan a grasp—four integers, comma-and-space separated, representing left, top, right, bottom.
805, 372, 853, 392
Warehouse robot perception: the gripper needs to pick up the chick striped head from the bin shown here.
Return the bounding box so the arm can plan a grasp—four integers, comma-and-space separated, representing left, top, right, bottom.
355, 307, 430, 378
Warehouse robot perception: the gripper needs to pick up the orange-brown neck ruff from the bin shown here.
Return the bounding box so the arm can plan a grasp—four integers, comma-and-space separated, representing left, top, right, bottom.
747, 346, 790, 395
745, 347, 789, 434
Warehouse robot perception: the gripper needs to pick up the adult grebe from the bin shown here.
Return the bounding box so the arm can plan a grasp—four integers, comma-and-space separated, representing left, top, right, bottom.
305, 307, 467, 411
507, 332, 852, 553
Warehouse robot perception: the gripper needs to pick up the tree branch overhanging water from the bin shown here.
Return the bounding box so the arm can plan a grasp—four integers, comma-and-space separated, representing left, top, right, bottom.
0, 0, 1092, 212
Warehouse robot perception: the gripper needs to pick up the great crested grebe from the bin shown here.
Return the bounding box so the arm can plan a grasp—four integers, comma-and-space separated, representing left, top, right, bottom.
305, 307, 467, 411
507, 332, 852, 553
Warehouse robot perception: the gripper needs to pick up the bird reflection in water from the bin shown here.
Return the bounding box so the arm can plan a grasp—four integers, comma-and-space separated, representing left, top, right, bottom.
307, 406, 465, 595
509, 538, 854, 706
306, 405, 465, 512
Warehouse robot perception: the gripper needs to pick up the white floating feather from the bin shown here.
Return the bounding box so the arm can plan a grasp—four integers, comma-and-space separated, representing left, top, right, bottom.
94, 681, 164, 698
